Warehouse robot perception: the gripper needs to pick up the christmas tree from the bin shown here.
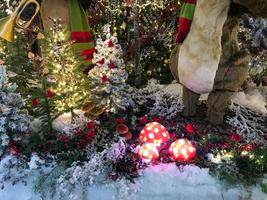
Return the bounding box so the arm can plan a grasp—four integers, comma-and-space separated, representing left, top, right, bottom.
0, 0, 36, 98
0, 65, 32, 155
87, 24, 133, 113
88, 0, 179, 86
42, 19, 90, 114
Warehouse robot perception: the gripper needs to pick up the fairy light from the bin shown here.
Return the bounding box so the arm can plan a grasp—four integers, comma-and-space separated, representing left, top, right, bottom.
44, 19, 90, 112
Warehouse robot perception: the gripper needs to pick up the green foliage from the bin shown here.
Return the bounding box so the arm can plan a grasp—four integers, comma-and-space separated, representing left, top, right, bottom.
211, 147, 267, 191
34, 164, 66, 198
29, 76, 57, 139
0, 35, 36, 98
38, 78, 56, 138
89, 0, 179, 86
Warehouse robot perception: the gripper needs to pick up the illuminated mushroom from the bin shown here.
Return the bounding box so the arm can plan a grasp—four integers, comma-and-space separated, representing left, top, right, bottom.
138, 143, 159, 163
139, 122, 170, 146
169, 139, 196, 162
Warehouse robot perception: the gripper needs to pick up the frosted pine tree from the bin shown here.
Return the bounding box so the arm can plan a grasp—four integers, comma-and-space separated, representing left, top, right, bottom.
88, 24, 133, 113
0, 65, 32, 155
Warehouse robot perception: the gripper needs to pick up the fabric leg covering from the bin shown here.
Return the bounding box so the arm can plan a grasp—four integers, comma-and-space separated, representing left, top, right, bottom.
68, 0, 95, 71
176, 0, 197, 44
178, 0, 231, 94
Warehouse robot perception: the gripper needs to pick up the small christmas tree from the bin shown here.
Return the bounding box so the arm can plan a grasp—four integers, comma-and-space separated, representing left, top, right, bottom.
42, 19, 90, 113
0, 65, 32, 155
87, 24, 133, 113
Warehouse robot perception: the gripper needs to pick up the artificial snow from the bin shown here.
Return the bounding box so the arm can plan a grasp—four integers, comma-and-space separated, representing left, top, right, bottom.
1, 163, 266, 200
162, 81, 267, 114
231, 89, 267, 114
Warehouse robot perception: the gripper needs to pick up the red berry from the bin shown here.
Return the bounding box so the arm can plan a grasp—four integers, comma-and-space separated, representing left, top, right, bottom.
31, 98, 40, 107
47, 90, 56, 98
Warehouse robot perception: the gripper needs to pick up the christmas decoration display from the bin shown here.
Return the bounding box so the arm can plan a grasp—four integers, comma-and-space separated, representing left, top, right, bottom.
0, 1, 266, 199
138, 143, 159, 162
0, 65, 32, 155
87, 24, 133, 113
169, 139, 196, 162
241, 15, 267, 85
178, 0, 231, 94
41, 0, 95, 71
0, 0, 95, 71
139, 122, 170, 146
0, 0, 40, 42
170, 0, 267, 124
90, 0, 178, 85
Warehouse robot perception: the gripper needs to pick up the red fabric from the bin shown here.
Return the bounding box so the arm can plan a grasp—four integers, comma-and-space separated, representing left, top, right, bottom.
183, 0, 196, 3
71, 32, 94, 43
176, 17, 192, 44
80, 48, 96, 60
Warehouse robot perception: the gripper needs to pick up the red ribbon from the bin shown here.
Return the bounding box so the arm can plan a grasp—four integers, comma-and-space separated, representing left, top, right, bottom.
80, 48, 96, 60
71, 32, 94, 43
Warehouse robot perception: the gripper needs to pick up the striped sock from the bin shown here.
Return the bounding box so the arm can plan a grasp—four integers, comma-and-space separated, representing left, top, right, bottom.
176, 0, 197, 44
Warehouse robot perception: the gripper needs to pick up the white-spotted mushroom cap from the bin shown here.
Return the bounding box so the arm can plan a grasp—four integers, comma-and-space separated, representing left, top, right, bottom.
138, 143, 159, 162
139, 122, 170, 146
168, 139, 196, 161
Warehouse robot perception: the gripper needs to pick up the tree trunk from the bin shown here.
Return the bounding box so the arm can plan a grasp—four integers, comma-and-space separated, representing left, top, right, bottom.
133, 6, 142, 88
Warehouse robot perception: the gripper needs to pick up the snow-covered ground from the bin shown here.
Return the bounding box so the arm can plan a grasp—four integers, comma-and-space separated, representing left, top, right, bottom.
1, 82, 266, 200
1, 163, 266, 200
165, 82, 267, 114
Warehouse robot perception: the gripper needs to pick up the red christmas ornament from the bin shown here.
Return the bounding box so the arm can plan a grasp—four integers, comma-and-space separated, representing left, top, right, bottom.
139, 122, 170, 146
242, 144, 256, 151
47, 90, 56, 98
108, 63, 116, 69
231, 132, 242, 142
87, 121, 96, 129
108, 40, 114, 47
140, 116, 148, 124
97, 58, 105, 65
185, 123, 195, 133
101, 75, 110, 83
169, 139, 196, 162
31, 98, 40, 107
10, 145, 20, 156
138, 143, 159, 162
86, 130, 96, 141
152, 117, 161, 122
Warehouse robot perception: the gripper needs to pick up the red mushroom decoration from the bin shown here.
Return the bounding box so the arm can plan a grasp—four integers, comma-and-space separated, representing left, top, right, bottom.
169, 139, 196, 162
139, 122, 170, 146
138, 143, 159, 162
116, 123, 132, 141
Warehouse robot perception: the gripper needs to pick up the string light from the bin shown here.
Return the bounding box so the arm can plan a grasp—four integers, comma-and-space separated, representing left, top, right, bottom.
43, 19, 89, 112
